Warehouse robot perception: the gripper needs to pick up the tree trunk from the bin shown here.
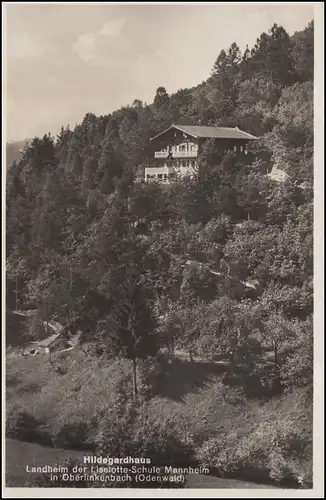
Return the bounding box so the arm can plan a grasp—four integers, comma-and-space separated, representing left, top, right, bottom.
44, 302, 49, 336
189, 349, 193, 363
132, 356, 138, 399
247, 210, 251, 221
272, 344, 282, 394
66, 304, 72, 335
274, 345, 278, 369
15, 271, 18, 311
67, 265, 74, 334
49, 350, 53, 368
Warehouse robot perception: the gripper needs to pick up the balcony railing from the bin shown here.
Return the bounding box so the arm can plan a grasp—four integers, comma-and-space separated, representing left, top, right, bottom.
145, 166, 175, 175
154, 150, 198, 159
145, 162, 197, 183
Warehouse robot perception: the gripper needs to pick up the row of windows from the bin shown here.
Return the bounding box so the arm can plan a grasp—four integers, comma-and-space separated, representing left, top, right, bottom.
224, 145, 248, 153
163, 160, 197, 168
161, 144, 248, 153
181, 160, 197, 168
161, 143, 198, 152
146, 173, 176, 180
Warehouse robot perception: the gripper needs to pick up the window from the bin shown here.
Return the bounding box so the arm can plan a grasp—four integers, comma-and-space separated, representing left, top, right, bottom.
157, 174, 163, 179
240, 145, 244, 153
179, 144, 186, 152
234, 145, 237, 152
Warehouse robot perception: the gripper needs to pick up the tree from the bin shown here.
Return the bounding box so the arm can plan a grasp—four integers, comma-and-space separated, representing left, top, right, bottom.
132, 99, 144, 109
168, 88, 193, 123
248, 24, 296, 87
97, 137, 122, 194
163, 301, 206, 362
291, 21, 314, 83
153, 86, 170, 110
129, 182, 171, 230
265, 180, 303, 226
280, 315, 313, 391
98, 278, 158, 398
223, 221, 277, 282
56, 125, 72, 164
260, 311, 297, 389
266, 81, 313, 184
198, 297, 262, 366
234, 77, 281, 136
26, 264, 57, 331
234, 170, 269, 221
82, 157, 97, 192
180, 263, 218, 305
210, 43, 242, 113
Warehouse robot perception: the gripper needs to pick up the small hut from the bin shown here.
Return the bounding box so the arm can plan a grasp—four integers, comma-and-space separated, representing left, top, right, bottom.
24, 332, 62, 356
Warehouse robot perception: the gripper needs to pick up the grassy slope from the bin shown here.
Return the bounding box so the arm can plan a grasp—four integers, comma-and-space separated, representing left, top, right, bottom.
6, 347, 308, 488
6, 346, 259, 434
6, 346, 135, 427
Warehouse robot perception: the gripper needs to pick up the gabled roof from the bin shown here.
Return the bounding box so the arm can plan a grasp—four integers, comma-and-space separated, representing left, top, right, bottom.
150, 124, 258, 141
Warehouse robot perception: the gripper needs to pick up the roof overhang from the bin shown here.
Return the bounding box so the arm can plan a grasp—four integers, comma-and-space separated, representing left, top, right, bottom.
150, 124, 198, 142
150, 124, 258, 142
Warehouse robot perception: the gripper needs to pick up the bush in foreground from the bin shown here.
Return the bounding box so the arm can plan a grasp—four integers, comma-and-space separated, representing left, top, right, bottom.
96, 395, 193, 462
52, 421, 91, 450
6, 406, 52, 446
197, 390, 312, 488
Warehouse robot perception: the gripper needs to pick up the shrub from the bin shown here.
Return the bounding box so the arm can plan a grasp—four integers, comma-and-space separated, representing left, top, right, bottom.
96, 397, 194, 470
196, 430, 267, 479
280, 323, 313, 391
268, 449, 297, 484
52, 421, 92, 450
196, 394, 312, 488
6, 407, 52, 446
133, 410, 194, 466
138, 356, 166, 399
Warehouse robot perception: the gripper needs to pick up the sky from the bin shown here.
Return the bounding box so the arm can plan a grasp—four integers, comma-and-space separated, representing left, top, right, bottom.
4, 2, 314, 142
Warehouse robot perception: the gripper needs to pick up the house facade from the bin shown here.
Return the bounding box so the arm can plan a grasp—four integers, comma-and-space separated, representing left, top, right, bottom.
145, 124, 258, 183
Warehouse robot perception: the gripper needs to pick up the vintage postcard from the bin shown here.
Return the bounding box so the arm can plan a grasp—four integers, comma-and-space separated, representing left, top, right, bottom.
2, 1, 324, 498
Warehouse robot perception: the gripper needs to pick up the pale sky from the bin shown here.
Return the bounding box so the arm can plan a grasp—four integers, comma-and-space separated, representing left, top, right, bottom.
4, 3, 314, 142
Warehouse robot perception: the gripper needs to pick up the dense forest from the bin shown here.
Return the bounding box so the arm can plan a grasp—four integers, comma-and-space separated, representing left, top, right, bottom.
6, 22, 313, 489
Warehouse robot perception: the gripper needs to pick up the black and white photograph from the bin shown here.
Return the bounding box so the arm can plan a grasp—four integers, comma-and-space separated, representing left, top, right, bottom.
2, 2, 324, 496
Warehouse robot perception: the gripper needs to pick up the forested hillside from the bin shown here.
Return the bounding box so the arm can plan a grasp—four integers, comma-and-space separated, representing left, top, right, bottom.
6, 140, 31, 170
6, 22, 313, 489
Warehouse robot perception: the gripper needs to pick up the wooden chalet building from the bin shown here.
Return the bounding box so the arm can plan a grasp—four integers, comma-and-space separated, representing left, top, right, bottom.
145, 124, 258, 182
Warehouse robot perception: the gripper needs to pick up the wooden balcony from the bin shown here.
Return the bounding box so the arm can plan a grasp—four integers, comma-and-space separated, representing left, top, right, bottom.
154, 150, 198, 159
145, 166, 174, 175
145, 161, 197, 183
